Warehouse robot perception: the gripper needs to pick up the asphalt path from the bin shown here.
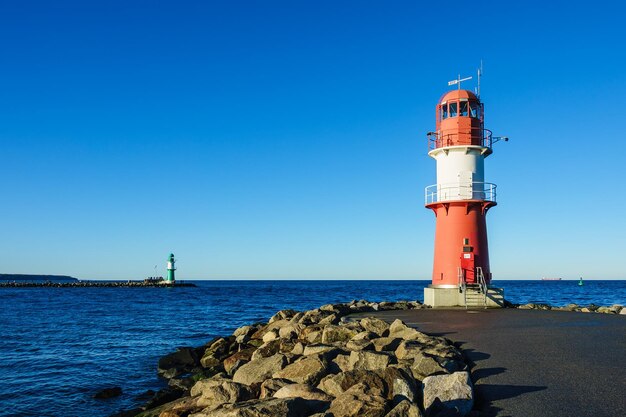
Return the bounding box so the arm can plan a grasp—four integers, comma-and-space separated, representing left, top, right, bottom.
350, 308, 626, 417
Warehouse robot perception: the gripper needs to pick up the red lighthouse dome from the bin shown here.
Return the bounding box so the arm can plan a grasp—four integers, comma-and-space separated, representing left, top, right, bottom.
430, 89, 491, 152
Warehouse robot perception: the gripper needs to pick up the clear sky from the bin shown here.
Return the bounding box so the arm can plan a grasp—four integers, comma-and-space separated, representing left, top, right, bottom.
1, 1, 625, 280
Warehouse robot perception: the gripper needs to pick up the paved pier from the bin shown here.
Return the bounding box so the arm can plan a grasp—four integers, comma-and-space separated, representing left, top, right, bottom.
351, 308, 625, 417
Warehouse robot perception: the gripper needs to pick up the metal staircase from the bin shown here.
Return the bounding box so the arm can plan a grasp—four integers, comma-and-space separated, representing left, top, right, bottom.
458, 267, 504, 308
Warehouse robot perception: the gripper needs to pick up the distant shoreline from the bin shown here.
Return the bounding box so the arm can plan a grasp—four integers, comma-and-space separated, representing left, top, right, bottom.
0, 273, 78, 282
0, 279, 196, 288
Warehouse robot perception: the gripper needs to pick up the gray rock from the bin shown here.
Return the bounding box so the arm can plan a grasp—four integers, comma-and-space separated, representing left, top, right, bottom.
317, 370, 387, 398
322, 325, 358, 344
223, 348, 255, 374
395, 341, 423, 360
351, 331, 378, 341
328, 383, 389, 417
251, 340, 281, 361
279, 324, 303, 340
377, 367, 417, 404
371, 337, 402, 352
232, 354, 288, 385
349, 350, 392, 371
384, 399, 423, 417
259, 378, 293, 399
411, 355, 449, 379
422, 371, 473, 416
359, 318, 390, 337
191, 379, 254, 410
333, 354, 351, 372
262, 329, 279, 343
291, 342, 305, 355
273, 356, 328, 385
388, 320, 427, 341
303, 344, 337, 356
269, 309, 298, 323
158, 347, 201, 377
191, 397, 320, 417
346, 339, 375, 351
273, 383, 334, 402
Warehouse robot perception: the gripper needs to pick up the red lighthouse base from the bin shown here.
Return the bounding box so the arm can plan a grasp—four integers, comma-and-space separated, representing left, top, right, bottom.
427, 200, 495, 287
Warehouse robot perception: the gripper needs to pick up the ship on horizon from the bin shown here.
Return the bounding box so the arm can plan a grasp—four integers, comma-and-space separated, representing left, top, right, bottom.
541, 277, 562, 281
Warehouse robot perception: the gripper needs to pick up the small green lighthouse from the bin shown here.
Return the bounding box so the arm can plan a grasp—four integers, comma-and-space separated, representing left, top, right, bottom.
166, 253, 176, 284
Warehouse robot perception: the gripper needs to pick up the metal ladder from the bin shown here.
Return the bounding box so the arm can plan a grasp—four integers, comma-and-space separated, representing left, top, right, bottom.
476, 267, 488, 307
458, 267, 467, 308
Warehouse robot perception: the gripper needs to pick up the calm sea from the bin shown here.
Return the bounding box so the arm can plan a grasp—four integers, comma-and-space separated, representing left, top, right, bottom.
1, 279, 624, 417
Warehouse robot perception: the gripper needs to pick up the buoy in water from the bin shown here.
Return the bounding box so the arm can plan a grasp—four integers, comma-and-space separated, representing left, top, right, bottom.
578, 277, 584, 286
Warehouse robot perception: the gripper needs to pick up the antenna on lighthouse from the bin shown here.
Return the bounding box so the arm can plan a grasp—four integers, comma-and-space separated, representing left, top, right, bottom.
476, 60, 483, 97
448, 74, 473, 90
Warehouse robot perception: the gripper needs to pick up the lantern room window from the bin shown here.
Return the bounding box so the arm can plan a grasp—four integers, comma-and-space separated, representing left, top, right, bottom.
460, 101, 469, 117
470, 102, 479, 118
442, 103, 448, 119
449, 102, 458, 117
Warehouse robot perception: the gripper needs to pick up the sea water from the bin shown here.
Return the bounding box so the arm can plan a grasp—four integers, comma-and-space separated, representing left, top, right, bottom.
0, 280, 624, 417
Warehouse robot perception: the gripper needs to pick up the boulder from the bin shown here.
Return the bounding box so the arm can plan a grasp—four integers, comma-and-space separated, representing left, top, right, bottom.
232, 354, 288, 385
351, 331, 378, 341
158, 347, 201, 377
303, 344, 337, 356
422, 371, 473, 416
319, 314, 340, 326
317, 370, 387, 398
620, 307, 626, 315
291, 342, 305, 355
223, 348, 255, 374
349, 351, 392, 371
191, 379, 254, 410
371, 337, 402, 352
279, 324, 303, 340
133, 396, 201, 417
145, 387, 185, 410
269, 309, 298, 323
384, 399, 423, 417
377, 367, 417, 404
190, 397, 321, 417
410, 355, 449, 379
388, 320, 426, 341
346, 339, 374, 351
327, 383, 389, 417
259, 378, 293, 399
233, 326, 257, 344
201, 339, 232, 369
333, 354, 351, 372
394, 341, 423, 361
273, 383, 334, 402
273, 356, 328, 385
322, 325, 357, 344
359, 318, 390, 337
251, 340, 281, 361
262, 329, 279, 343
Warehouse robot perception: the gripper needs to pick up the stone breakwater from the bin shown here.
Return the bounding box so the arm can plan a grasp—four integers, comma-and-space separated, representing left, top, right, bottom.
114, 300, 475, 417
514, 303, 626, 314
0, 281, 196, 288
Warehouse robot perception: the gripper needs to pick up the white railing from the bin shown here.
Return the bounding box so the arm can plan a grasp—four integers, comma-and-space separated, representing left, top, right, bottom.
425, 182, 497, 205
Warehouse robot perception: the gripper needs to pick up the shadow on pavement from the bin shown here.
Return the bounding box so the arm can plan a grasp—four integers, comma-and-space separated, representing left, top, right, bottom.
475, 384, 547, 417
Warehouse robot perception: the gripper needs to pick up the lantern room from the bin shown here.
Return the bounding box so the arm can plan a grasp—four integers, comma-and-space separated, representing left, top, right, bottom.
429, 90, 491, 152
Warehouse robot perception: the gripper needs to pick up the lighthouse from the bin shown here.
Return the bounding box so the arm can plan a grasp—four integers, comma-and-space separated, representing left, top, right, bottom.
423, 75, 505, 307
165, 253, 176, 284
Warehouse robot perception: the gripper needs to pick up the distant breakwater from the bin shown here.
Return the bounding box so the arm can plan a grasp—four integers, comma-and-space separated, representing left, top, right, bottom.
0, 281, 197, 288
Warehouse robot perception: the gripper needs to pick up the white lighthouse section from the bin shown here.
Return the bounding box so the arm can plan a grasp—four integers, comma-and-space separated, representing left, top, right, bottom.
426, 145, 494, 203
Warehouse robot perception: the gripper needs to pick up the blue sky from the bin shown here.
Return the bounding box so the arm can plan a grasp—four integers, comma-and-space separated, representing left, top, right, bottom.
1, 1, 625, 280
